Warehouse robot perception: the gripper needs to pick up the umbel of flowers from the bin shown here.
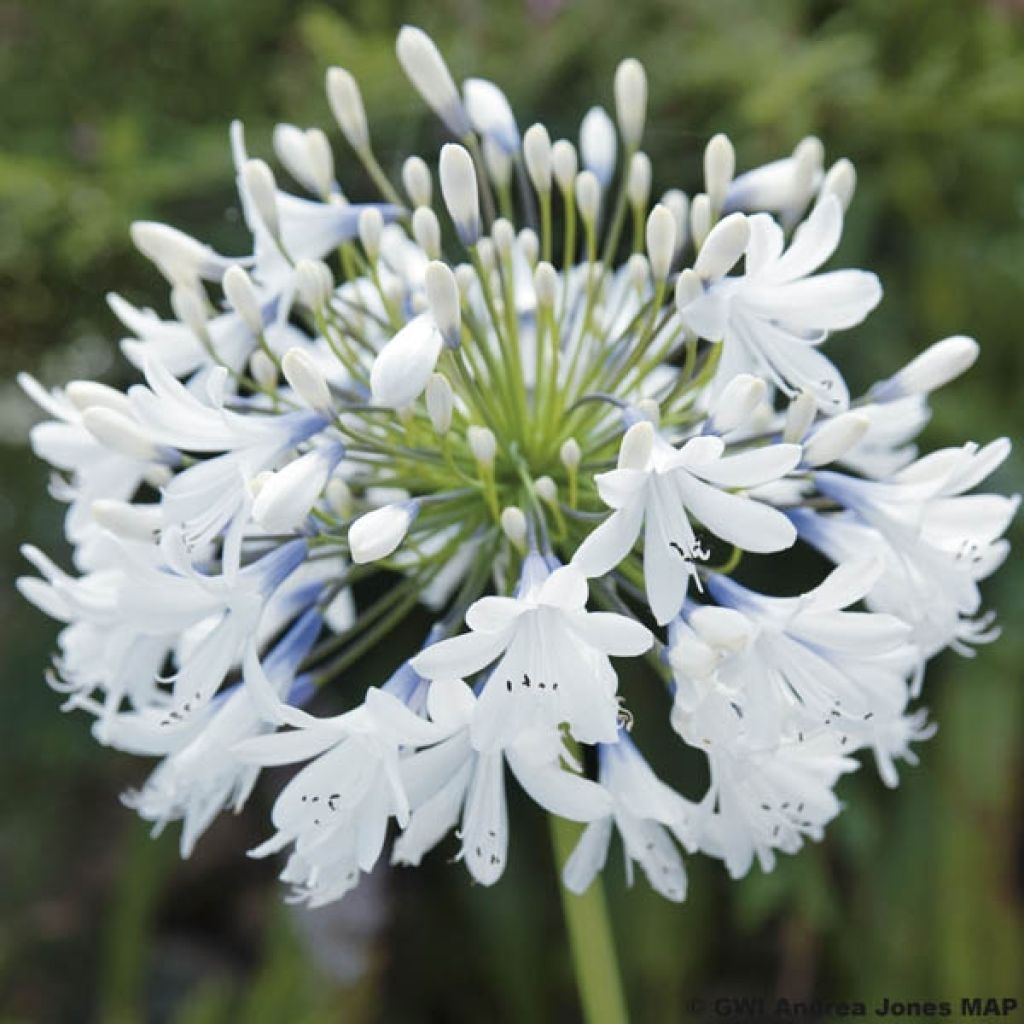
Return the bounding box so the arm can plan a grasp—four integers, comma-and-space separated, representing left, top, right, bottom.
19, 26, 1016, 913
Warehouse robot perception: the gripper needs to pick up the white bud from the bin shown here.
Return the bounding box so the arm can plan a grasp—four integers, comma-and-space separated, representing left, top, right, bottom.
491, 218, 515, 257
690, 606, 754, 652
614, 58, 647, 149
454, 263, 476, 298
580, 106, 617, 187
693, 212, 749, 280
325, 477, 353, 520
249, 350, 278, 391
535, 476, 558, 504
560, 437, 582, 471
463, 78, 519, 153
645, 203, 677, 281
358, 207, 384, 261
412, 206, 442, 259
82, 408, 162, 462
674, 268, 703, 311
253, 451, 333, 533
348, 502, 415, 564
704, 133, 735, 212
402, 155, 432, 208
170, 285, 209, 340
439, 143, 481, 246
783, 390, 817, 443
661, 189, 690, 255
627, 253, 649, 292
129, 222, 218, 286
482, 136, 512, 189
635, 398, 660, 425
242, 159, 280, 237
669, 633, 718, 681
523, 123, 552, 194
222, 265, 263, 334
425, 373, 454, 434
282, 347, 332, 412
627, 151, 652, 209
144, 465, 173, 489
327, 67, 369, 151
308, 129, 337, 197
575, 170, 601, 225
709, 373, 766, 433
617, 421, 653, 470
883, 335, 980, 398
424, 261, 461, 347
295, 259, 334, 310
551, 139, 579, 192
689, 193, 712, 249
468, 425, 497, 466
518, 228, 539, 267
475, 237, 496, 275
91, 499, 162, 542
272, 124, 334, 197
534, 261, 558, 308
802, 412, 870, 467
396, 26, 468, 136
500, 506, 528, 549
820, 158, 856, 212
371, 314, 443, 409
65, 380, 133, 416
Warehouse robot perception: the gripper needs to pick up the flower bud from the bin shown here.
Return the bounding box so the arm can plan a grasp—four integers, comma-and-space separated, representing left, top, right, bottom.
645, 203, 676, 281
523, 123, 552, 194
709, 373, 766, 433
491, 218, 515, 258
575, 171, 601, 225
253, 450, 334, 532
326, 67, 369, 151
617, 421, 653, 470
295, 259, 334, 310
468, 425, 497, 466
358, 207, 384, 261
689, 193, 712, 249
222, 265, 264, 334
661, 189, 690, 256
402, 155, 432, 208
273, 124, 334, 197
878, 335, 979, 399
674, 268, 703, 311
627, 151, 652, 209
425, 261, 461, 348
325, 477, 353, 520
91, 499, 162, 542
371, 315, 443, 409
518, 228, 539, 267
412, 206, 442, 259
552, 139, 578, 192
704, 133, 735, 212
693, 212, 749, 280
425, 373, 454, 434
614, 58, 647, 149
802, 412, 870, 467
242, 159, 280, 238
580, 106, 617, 188
500, 506, 528, 549
689, 606, 754, 652
560, 437, 582, 471
348, 502, 416, 564
396, 26, 469, 136
534, 476, 558, 504
129, 222, 218, 286
282, 347, 332, 412
249, 350, 278, 391
482, 136, 512, 189
463, 78, 519, 153
783, 390, 817, 443
439, 143, 481, 246
627, 253, 649, 292
534, 261, 558, 308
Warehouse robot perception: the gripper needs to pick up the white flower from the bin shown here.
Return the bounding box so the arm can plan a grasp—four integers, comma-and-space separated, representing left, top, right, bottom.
411, 557, 652, 750
370, 314, 445, 409
573, 421, 801, 624
677, 196, 882, 411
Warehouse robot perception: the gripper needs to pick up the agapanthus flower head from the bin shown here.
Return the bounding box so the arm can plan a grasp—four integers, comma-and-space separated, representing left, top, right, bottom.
18, 25, 1015, 909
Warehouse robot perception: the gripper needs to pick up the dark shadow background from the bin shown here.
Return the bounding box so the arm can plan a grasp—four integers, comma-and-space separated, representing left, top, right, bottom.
1, 1, 1021, 1021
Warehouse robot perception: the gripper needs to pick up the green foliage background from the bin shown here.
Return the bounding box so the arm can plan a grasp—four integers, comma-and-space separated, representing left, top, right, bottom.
0, 1, 1021, 1021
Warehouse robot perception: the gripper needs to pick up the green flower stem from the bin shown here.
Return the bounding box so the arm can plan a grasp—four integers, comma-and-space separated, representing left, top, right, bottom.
549, 814, 630, 1024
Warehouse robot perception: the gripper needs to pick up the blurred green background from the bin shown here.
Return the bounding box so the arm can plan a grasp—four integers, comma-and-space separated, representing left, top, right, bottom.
1, 0, 1022, 1021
